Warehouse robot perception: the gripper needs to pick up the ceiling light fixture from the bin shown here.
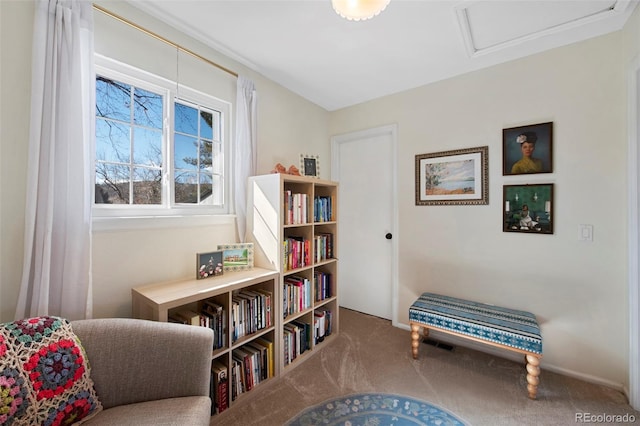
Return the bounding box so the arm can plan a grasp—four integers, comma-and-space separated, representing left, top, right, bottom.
331, 0, 390, 21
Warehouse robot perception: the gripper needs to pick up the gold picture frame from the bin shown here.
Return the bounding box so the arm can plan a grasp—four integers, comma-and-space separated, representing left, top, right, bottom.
415, 146, 489, 206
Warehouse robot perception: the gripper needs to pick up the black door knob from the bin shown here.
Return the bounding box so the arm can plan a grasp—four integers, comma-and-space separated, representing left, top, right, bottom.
385, 233, 392, 240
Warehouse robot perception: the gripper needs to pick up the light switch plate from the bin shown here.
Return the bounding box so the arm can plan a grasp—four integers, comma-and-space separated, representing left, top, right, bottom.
579, 224, 593, 242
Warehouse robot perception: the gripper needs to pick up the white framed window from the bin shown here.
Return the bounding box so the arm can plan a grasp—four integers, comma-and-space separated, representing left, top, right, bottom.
93, 55, 231, 219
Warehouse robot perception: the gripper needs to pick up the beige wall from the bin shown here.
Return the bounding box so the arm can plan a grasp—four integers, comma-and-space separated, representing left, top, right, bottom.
329, 23, 637, 389
0, 1, 328, 320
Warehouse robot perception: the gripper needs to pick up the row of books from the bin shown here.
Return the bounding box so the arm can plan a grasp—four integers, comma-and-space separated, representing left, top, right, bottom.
314, 310, 333, 344
168, 302, 226, 350
283, 233, 334, 271
314, 195, 334, 222
231, 337, 274, 400
232, 289, 272, 342
284, 191, 309, 225
283, 321, 310, 365
283, 236, 310, 271
314, 271, 333, 302
314, 233, 334, 262
283, 310, 333, 365
283, 276, 312, 319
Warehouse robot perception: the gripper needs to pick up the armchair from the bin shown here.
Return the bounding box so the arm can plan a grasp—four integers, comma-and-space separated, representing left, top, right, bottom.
72, 318, 213, 426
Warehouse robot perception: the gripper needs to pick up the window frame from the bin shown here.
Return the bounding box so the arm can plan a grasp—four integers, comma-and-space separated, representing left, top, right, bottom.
93, 55, 232, 220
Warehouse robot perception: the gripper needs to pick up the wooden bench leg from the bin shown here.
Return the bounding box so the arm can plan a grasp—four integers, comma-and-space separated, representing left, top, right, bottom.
411, 323, 421, 359
525, 354, 541, 399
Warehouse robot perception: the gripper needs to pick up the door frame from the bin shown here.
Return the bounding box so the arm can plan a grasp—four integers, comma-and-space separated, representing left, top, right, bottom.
331, 124, 400, 326
628, 53, 640, 410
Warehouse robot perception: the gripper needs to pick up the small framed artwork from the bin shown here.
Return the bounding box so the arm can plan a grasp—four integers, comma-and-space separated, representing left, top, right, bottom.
503, 183, 554, 234
196, 251, 223, 279
503, 122, 553, 175
217, 243, 254, 272
415, 146, 489, 206
300, 154, 320, 178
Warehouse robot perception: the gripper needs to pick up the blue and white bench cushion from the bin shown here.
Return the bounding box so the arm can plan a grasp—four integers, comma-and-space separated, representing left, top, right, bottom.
409, 292, 542, 355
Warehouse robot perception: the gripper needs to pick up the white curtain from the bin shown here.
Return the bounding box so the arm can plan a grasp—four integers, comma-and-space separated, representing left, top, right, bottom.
234, 76, 257, 242
16, 0, 95, 320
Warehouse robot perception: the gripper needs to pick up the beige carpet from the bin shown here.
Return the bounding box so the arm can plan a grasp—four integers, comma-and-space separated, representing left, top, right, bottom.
211, 307, 639, 425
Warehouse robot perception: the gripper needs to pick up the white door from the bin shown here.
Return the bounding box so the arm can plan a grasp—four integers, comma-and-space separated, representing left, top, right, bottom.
331, 125, 397, 321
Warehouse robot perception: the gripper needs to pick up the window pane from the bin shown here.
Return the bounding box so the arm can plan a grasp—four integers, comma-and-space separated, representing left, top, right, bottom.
175, 171, 198, 204
210, 174, 223, 205
133, 127, 162, 166
199, 174, 213, 205
133, 87, 163, 129
132, 167, 162, 204
210, 141, 223, 174
200, 110, 213, 140
96, 119, 130, 163
175, 103, 198, 136
200, 139, 213, 171
96, 76, 131, 121
95, 164, 130, 204
210, 110, 221, 141
175, 134, 198, 170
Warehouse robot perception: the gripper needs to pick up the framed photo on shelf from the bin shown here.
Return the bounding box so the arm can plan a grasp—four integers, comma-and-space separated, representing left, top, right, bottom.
503, 183, 554, 234
217, 243, 254, 272
196, 250, 223, 280
415, 146, 488, 206
300, 154, 320, 178
503, 122, 553, 175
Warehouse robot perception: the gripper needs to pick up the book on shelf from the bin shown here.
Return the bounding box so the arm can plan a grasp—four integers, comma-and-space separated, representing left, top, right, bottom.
247, 340, 268, 381
291, 320, 311, 354
283, 325, 297, 365
284, 191, 309, 225
231, 297, 244, 342
325, 310, 333, 336
168, 309, 200, 326
232, 289, 272, 342
232, 344, 270, 393
232, 348, 252, 393
253, 288, 273, 328
314, 311, 325, 343
231, 356, 243, 400
283, 236, 310, 271
211, 361, 228, 414
243, 344, 264, 387
314, 195, 334, 222
201, 300, 226, 350
314, 233, 334, 262
314, 310, 333, 344
283, 276, 311, 318
314, 271, 333, 302
255, 337, 275, 378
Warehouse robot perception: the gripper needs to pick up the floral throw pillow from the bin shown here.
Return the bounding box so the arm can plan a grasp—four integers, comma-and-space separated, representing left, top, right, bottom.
0, 316, 102, 425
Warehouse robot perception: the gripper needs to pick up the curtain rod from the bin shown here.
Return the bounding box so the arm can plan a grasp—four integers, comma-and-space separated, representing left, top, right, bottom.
92, 3, 238, 78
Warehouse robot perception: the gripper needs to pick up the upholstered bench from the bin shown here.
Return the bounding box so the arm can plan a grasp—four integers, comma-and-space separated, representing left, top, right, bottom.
409, 292, 542, 399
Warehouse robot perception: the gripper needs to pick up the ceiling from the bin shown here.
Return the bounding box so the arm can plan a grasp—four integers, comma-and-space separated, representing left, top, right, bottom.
131, 0, 638, 111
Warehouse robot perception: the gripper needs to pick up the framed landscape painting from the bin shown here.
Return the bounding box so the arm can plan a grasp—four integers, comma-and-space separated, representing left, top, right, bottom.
217, 243, 254, 272
415, 146, 488, 206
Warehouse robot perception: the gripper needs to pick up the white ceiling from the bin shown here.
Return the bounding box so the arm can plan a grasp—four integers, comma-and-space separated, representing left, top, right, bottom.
131, 0, 638, 111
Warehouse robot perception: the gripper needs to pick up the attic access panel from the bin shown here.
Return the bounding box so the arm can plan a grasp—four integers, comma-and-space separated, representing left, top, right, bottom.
456, 0, 629, 56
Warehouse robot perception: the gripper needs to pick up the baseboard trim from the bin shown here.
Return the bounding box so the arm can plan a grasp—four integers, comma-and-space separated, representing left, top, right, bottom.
398, 322, 626, 393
